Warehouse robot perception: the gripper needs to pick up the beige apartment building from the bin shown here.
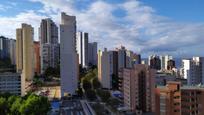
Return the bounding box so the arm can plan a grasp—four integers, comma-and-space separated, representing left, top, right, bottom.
16, 23, 34, 81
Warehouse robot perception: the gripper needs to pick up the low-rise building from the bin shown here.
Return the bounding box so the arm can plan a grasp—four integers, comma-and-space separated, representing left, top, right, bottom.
181, 86, 204, 115
155, 82, 181, 115
0, 72, 24, 95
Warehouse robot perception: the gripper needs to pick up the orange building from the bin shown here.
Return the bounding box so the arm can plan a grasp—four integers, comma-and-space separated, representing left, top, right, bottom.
181, 86, 204, 115
155, 81, 181, 115
120, 64, 155, 114
33, 41, 40, 75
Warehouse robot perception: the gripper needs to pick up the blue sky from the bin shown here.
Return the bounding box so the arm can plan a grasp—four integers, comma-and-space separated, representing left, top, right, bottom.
0, 0, 204, 57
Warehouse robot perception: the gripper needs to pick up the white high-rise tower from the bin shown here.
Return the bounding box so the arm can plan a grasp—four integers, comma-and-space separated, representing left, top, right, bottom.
60, 12, 78, 97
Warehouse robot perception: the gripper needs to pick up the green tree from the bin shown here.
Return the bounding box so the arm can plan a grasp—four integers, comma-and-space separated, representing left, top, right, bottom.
19, 94, 50, 115
82, 79, 92, 91
86, 89, 96, 101
92, 77, 101, 89
0, 97, 8, 114
97, 90, 111, 102
10, 97, 22, 115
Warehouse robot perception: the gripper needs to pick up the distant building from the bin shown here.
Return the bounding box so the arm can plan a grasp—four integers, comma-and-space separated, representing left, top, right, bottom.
155, 82, 181, 115
0, 72, 24, 96
167, 59, 176, 70
160, 55, 173, 70
0, 36, 10, 59
181, 86, 204, 115
76, 32, 89, 68
120, 64, 155, 114
116, 46, 126, 70
88, 42, 97, 66
149, 55, 161, 70
60, 12, 78, 96
0, 37, 16, 65
16, 23, 34, 81
126, 50, 141, 68
34, 41, 41, 75
182, 57, 204, 85
39, 18, 59, 73
155, 72, 177, 86
9, 39, 16, 65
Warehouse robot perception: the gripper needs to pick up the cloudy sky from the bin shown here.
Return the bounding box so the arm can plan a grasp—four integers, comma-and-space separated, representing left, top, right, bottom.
0, 0, 204, 57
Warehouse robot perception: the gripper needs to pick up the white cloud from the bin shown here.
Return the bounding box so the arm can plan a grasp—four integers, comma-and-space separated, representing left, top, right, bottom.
0, 0, 203, 57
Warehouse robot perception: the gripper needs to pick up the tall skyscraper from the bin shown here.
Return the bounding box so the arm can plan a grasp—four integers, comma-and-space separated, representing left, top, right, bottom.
0, 36, 10, 59
39, 18, 59, 74
34, 41, 41, 75
182, 59, 191, 79
60, 12, 78, 96
98, 48, 111, 89
120, 64, 155, 114
149, 55, 161, 70
182, 57, 204, 85
16, 23, 34, 81
9, 39, 16, 65
160, 55, 173, 70
116, 46, 126, 70
88, 42, 97, 66
167, 59, 176, 70
0, 36, 16, 65
76, 32, 89, 68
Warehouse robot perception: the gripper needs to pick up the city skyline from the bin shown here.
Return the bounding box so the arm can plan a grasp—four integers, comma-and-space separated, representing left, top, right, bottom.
0, 0, 204, 57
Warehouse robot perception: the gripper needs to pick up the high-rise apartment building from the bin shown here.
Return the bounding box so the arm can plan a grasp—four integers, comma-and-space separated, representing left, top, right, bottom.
9, 39, 16, 65
182, 59, 191, 79
60, 12, 78, 96
16, 23, 34, 81
0, 36, 16, 65
116, 46, 126, 69
149, 55, 161, 70
167, 59, 176, 70
88, 42, 97, 66
182, 57, 204, 85
0, 36, 9, 59
155, 82, 181, 115
160, 55, 173, 70
34, 41, 41, 75
98, 48, 111, 89
126, 50, 141, 68
120, 64, 155, 114
76, 32, 89, 68
181, 86, 204, 115
39, 18, 59, 73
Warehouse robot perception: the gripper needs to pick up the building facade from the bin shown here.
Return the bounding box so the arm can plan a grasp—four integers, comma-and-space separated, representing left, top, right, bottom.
88, 42, 97, 66
149, 55, 161, 70
16, 23, 34, 81
60, 12, 78, 96
0, 73, 24, 96
155, 82, 181, 115
98, 48, 111, 89
34, 41, 41, 75
121, 64, 155, 114
181, 86, 204, 115
160, 55, 173, 70
76, 32, 89, 68
182, 57, 204, 85
39, 18, 59, 73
